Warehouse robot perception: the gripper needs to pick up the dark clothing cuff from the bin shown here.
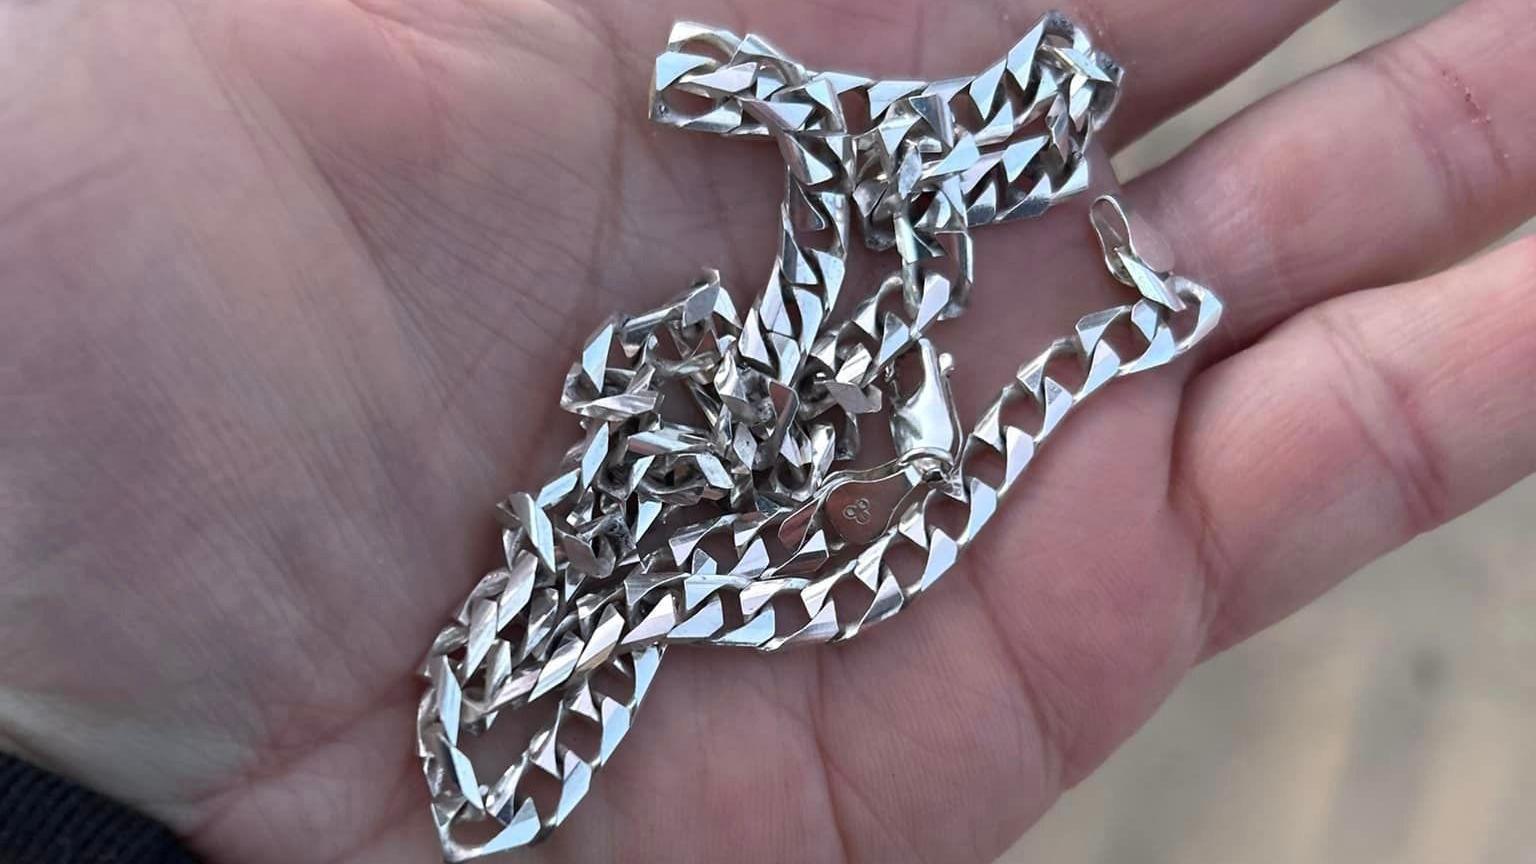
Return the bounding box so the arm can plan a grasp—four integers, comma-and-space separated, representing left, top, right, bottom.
0, 753, 199, 864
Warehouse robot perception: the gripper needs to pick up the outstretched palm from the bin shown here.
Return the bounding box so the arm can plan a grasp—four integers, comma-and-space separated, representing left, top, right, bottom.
3, 0, 1533, 862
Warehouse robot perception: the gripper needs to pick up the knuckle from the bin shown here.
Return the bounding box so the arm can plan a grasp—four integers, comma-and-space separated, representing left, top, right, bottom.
1301, 303, 1454, 536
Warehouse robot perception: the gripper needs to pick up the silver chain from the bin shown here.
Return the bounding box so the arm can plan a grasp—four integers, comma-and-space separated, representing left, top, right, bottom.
415, 14, 1222, 861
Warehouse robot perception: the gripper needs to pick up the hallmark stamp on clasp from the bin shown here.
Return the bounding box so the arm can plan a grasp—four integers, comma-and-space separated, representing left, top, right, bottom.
842, 498, 873, 525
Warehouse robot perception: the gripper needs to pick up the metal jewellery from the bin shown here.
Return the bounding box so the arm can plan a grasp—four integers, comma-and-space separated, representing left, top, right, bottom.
415, 13, 1223, 861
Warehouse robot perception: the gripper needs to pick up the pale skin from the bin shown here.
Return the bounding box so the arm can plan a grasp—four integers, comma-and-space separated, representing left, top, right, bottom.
2, 0, 1535, 861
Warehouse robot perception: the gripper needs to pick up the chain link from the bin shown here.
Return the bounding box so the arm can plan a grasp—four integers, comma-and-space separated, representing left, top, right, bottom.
414, 14, 1222, 861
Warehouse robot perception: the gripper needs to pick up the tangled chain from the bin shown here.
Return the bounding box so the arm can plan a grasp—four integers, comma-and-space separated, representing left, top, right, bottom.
414, 14, 1222, 861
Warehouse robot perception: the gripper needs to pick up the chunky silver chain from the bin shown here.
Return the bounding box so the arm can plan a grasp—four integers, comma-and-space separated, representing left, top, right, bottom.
415, 14, 1222, 861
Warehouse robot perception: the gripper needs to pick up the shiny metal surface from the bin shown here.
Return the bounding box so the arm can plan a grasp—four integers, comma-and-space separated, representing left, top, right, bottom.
414, 15, 1223, 860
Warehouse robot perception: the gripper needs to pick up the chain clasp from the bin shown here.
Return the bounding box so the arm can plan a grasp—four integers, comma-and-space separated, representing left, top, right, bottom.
1090, 195, 1186, 312
779, 338, 962, 547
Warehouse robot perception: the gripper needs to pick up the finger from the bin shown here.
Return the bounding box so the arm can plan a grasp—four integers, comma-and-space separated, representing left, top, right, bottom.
1135, 0, 1536, 348
1078, 0, 1343, 151
1170, 235, 1536, 657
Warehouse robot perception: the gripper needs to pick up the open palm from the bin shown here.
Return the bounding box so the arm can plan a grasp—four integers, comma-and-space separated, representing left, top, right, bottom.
3, 0, 1534, 862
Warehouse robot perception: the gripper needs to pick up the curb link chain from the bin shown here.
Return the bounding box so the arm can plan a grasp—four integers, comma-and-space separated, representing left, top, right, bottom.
414, 13, 1222, 860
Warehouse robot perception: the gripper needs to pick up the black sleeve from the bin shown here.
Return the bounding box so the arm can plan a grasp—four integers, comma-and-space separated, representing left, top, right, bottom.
0, 753, 200, 864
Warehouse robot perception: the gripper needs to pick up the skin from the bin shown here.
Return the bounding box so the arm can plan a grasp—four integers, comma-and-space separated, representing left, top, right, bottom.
2, 0, 1534, 861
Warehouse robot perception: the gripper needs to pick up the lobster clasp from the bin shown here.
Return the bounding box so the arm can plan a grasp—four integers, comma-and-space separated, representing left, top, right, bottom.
889, 337, 962, 475
779, 338, 962, 548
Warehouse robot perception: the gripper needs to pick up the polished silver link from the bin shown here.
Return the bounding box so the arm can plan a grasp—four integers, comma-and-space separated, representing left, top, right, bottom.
415, 15, 1220, 861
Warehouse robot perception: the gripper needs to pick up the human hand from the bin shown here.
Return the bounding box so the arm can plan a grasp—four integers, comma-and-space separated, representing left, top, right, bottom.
2, 1, 1533, 862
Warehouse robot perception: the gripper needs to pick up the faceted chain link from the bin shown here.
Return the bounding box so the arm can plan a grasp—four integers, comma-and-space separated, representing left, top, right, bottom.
414, 13, 1222, 861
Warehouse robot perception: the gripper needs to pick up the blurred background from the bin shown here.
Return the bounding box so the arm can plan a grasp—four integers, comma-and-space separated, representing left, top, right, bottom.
1002, 1, 1536, 861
